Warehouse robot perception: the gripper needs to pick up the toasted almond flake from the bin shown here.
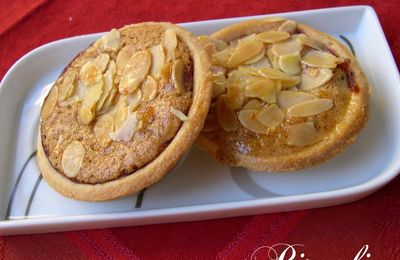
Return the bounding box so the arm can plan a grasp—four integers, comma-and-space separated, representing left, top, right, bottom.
226, 84, 245, 110
109, 112, 138, 142
119, 49, 151, 94
228, 38, 264, 66
277, 91, 316, 108
59, 96, 81, 107
61, 141, 85, 178
198, 35, 228, 51
216, 95, 237, 131
97, 60, 116, 112
258, 67, 292, 80
58, 70, 77, 102
170, 107, 188, 121
94, 53, 110, 73
79, 105, 94, 125
127, 89, 142, 110
116, 45, 135, 74
113, 95, 129, 129
204, 42, 218, 56
172, 59, 185, 93
242, 57, 272, 69
100, 29, 121, 52
238, 109, 268, 134
278, 20, 297, 34
41, 86, 58, 119
287, 98, 333, 117
163, 29, 177, 62
244, 48, 265, 64
101, 87, 119, 112
271, 38, 302, 56
76, 81, 86, 100
299, 68, 333, 90
212, 47, 234, 68
255, 104, 285, 128
286, 122, 322, 146
301, 50, 341, 68
212, 81, 226, 99
256, 31, 290, 43
243, 99, 264, 110
79, 62, 103, 86
160, 62, 172, 81
245, 78, 276, 103
296, 35, 326, 51
82, 80, 103, 111
279, 53, 301, 75
142, 75, 158, 102
280, 76, 301, 88
149, 44, 166, 76
94, 114, 115, 147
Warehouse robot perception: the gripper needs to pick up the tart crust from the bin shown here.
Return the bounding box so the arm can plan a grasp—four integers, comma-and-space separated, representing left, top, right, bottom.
38, 22, 211, 201
196, 18, 370, 171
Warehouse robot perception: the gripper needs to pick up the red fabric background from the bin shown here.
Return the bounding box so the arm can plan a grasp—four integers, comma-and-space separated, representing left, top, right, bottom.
1, 0, 399, 259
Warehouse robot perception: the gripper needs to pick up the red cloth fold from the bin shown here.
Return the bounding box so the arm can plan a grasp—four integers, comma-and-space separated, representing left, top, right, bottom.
1, 0, 399, 259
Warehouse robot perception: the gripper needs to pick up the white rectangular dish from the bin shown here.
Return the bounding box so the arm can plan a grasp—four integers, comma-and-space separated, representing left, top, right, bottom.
1, 5, 400, 235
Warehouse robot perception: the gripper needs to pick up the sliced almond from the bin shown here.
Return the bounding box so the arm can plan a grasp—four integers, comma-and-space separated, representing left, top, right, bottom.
82, 80, 103, 111
255, 104, 285, 128
113, 95, 129, 129
149, 44, 166, 76
160, 62, 172, 82
76, 80, 86, 100
41, 86, 58, 119
97, 60, 116, 112
212, 81, 226, 99
216, 95, 237, 131
228, 38, 264, 66
226, 84, 245, 110
170, 107, 188, 121
94, 53, 110, 73
287, 98, 333, 117
142, 75, 158, 102
258, 67, 290, 79
301, 50, 341, 68
299, 68, 333, 90
296, 35, 326, 51
279, 53, 301, 75
244, 48, 265, 64
256, 31, 290, 43
109, 112, 138, 142
278, 20, 297, 34
116, 45, 135, 74
61, 141, 85, 178
271, 38, 302, 56
243, 99, 264, 110
94, 114, 115, 147
286, 122, 322, 146
59, 96, 81, 107
127, 89, 142, 110
277, 91, 316, 108
172, 59, 185, 93
79, 62, 103, 86
163, 29, 177, 62
198, 35, 228, 51
238, 110, 268, 134
119, 49, 151, 94
79, 105, 94, 125
204, 42, 218, 56
242, 57, 271, 69
212, 47, 234, 68
266, 47, 281, 69
280, 76, 301, 88
58, 70, 77, 102
100, 29, 121, 53
245, 78, 276, 103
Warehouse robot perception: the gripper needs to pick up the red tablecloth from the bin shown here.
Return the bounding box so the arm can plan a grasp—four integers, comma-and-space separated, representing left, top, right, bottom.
1, 0, 399, 259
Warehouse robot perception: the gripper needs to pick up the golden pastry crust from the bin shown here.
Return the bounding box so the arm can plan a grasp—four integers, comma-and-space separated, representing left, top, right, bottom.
196, 18, 370, 171
38, 22, 212, 201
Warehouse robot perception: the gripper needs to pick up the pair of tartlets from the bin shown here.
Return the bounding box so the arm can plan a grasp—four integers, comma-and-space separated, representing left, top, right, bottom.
38, 18, 369, 201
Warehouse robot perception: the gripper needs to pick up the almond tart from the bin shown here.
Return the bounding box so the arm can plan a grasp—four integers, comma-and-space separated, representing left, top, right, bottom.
196, 18, 370, 171
38, 22, 211, 201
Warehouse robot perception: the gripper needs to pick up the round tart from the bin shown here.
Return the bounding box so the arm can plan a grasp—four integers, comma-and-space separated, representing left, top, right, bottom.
38, 22, 211, 201
196, 18, 370, 171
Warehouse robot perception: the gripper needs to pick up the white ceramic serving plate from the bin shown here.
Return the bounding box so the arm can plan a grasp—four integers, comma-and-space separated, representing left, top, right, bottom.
0, 6, 399, 235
